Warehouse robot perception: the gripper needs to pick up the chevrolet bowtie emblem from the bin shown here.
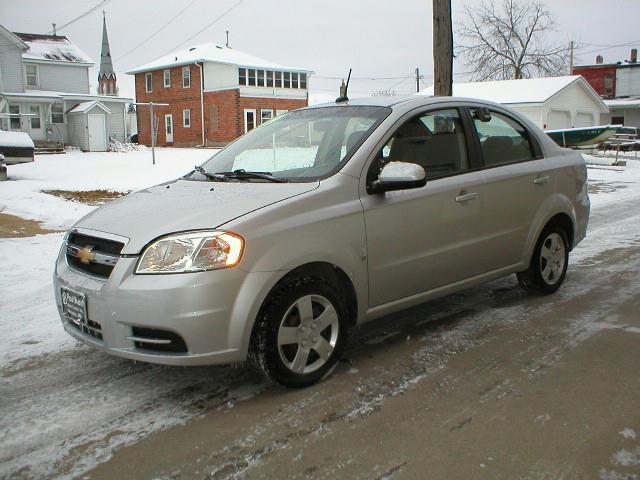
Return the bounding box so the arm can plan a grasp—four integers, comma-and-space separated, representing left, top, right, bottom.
77, 246, 96, 264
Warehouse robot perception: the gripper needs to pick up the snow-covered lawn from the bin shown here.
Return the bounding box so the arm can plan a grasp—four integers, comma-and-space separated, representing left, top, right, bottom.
0, 147, 214, 229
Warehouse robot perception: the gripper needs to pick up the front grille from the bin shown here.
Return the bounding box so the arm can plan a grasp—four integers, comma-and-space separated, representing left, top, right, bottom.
130, 327, 188, 353
68, 317, 103, 341
66, 232, 124, 279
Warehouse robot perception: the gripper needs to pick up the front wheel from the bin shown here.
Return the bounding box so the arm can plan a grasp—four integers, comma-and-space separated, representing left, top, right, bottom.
517, 225, 569, 295
249, 276, 349, 388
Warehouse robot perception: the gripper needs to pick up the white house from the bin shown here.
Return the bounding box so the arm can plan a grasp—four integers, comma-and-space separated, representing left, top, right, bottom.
419, 76, 609, 130
0, 23, 132, 151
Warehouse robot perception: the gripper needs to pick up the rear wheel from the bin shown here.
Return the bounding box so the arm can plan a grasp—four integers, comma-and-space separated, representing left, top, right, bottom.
250, 276, 348, 387
517, 225, 569, 295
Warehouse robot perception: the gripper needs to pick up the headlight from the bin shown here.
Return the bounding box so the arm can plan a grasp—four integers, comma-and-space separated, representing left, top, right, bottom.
136, 231, 244, 274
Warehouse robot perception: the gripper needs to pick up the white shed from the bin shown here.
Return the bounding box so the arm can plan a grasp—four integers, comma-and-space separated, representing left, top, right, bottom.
419, 76, 609, 130
66, 100, 111, 151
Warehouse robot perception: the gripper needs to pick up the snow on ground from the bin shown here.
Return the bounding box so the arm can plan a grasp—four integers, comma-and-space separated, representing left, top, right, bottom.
1, 151, 640, 478
0, 148, 214, 229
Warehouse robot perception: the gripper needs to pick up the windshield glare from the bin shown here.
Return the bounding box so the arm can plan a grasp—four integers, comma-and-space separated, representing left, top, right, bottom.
195, 106, 391, 181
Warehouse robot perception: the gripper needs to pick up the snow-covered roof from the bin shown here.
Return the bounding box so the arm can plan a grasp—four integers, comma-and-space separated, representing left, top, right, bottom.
14, 32, 93, 65
67, 101, 112, 114
0, 130, 35, 148
605, 98, 640, 108
418, 76, 590, 104
127, 42, 313, 74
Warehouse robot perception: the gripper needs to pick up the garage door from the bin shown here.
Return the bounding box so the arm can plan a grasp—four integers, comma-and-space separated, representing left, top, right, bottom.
547, 110, 571, 129
574, 112, 595, 128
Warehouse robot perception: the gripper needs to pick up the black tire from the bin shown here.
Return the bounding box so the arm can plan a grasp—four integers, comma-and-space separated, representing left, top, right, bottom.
517, 224, 569, 295
249, 276, 349, 388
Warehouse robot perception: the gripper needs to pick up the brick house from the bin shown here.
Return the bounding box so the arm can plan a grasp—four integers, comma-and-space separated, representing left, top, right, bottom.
573, 49, 640, 127
127, 43, 312, 147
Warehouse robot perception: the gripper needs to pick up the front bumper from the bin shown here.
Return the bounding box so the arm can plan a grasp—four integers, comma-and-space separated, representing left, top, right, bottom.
54, 245, 266, 366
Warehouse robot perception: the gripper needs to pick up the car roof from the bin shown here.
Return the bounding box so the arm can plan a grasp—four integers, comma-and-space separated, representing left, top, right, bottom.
308, 95, 505, 110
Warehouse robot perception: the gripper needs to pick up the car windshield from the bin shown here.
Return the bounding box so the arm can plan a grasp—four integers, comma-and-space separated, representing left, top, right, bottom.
190, 106, 391, 182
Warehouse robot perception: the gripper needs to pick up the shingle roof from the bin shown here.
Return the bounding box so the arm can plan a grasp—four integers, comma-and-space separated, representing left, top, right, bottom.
127, 42, 312, 74
14, 32, 93, 65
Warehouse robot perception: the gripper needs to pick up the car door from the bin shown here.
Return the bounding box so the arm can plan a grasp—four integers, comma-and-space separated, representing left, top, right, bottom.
468, 107, 551, 272
361, 107, 487, 307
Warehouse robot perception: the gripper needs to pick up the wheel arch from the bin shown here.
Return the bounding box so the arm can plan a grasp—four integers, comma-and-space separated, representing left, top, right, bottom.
524, 196, 578, 268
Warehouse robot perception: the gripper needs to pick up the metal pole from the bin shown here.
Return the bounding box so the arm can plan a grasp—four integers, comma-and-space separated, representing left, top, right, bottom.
416, 67, 420, 93
150, 102, 155, 165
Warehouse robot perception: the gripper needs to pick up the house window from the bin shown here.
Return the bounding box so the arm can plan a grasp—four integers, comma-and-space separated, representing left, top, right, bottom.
275, 71, 282, 88
183, 109, 191, 128
182, 66, 191, 88
283, 72, 291, 88
266, 71, 274, 88
291, 72, 299, 89
9, 105, 20, 129
51, 103, 64, 124
164, 69, 171, 88
239, 68, 247, 86
145, 72, 153, 92
248, 69, 256, 86
611, 115, 624, 125
257, 70, 265, 87
26, 64, 38, 87
300, 73, 307, 89
604, 74, 614, 97
29, 105, 41, 129
244, 109, 256, 132
260, 109, 273, 124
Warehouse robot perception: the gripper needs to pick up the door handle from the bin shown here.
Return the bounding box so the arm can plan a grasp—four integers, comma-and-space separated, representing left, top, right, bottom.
455, 191, 478, 203
533, 175, 551, 184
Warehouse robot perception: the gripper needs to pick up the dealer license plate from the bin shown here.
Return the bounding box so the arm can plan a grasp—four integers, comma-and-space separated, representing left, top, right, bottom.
61, 287, 87, 326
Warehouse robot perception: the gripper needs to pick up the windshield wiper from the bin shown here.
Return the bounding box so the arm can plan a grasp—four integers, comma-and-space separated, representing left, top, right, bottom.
215, 169, 287, 183
193, 165, 229, 181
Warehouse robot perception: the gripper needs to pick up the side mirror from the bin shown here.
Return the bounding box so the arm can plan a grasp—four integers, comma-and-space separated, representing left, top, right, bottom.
369, 161, 427, 194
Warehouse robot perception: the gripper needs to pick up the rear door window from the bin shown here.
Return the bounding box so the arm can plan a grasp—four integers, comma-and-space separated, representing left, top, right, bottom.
471, 110, 534, 167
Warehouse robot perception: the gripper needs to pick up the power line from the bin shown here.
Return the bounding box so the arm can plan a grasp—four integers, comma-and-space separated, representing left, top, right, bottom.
47, 0, 112, 34
116, 0, 199, 61
578, 40, 640, 56
159, 0, 244, 57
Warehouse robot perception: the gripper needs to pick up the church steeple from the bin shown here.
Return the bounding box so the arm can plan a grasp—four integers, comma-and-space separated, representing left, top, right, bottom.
98, 12, 117, 96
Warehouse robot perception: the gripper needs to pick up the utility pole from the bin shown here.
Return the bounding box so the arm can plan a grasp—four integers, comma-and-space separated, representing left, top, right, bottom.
433, 0, 453, 96
134, 102, 169, 165
415, 67, 420, 93
569, 40, 575, 75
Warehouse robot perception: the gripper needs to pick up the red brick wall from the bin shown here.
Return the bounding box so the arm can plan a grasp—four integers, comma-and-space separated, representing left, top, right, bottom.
573, 66, 617, 98
135, 65, 202, 146
135, 65, 308, 146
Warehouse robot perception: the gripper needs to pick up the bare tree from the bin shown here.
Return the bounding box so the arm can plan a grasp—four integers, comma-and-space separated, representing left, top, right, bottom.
457, 0, 569, 81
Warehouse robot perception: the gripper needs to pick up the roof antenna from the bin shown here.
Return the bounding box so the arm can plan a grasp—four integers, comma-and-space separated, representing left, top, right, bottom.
225, 30, 230, 48
335, 68, 352, 103
52, 23, 57, 36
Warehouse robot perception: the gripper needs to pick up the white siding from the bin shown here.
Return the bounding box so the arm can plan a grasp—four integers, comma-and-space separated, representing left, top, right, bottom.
508, 105, 543, 128
67, 113, 88, 150
616, 68, 640, 97
101, 101, 126, 141
203, 63, 236, 90
544, 81, 606, 129
0, 35, 25, 92
28, 62, 90, 93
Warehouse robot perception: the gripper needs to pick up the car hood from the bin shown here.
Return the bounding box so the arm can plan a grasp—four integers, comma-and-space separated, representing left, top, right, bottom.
74, 179, 319, 254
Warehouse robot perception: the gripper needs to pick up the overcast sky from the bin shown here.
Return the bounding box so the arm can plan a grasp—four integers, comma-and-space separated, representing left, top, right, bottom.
2, 0, 639, 102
